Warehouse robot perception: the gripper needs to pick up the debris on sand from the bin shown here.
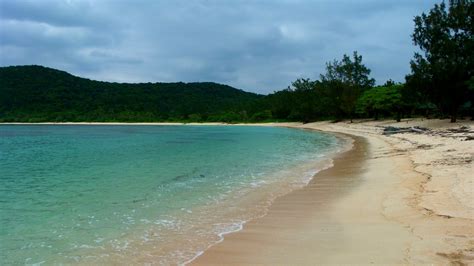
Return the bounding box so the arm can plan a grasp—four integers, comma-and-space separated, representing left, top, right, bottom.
383, 126, 430, 135
382, 125, 474, 141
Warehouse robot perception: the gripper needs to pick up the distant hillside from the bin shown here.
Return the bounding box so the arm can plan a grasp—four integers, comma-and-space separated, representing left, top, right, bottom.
0, 65, 263, 122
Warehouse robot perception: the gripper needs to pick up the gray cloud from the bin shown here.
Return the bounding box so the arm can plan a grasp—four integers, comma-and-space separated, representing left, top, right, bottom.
0, 0, 438, 94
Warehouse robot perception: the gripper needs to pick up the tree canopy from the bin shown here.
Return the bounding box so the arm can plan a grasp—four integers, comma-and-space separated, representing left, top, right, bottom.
357, 84, 404, 121
0, 1, 472, 124
320, 51, 375, 122
0, 65, 262, 122
407, 0, 473, 122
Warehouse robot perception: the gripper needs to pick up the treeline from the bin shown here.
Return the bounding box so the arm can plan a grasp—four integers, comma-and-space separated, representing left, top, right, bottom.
259, 51, 469, 123
0, 1, 472, 123
0, 65, 263, 122
260, 0, 473, 123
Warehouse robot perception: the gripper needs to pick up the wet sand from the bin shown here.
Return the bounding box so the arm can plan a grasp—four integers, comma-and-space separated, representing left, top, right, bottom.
3, 119, 472, 264
193, 119, 474, 265
193, 134, 412, 264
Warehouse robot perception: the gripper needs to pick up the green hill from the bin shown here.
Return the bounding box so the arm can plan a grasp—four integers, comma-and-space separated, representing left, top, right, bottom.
0, 65, 262, 122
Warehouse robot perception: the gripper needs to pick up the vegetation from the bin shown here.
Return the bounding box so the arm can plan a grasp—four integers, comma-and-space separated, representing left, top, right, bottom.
0, 65, 262, 122
0, 1, 472, 123
406, 0, 473, 122
356, 83, 404, 122
320, 51, 375, 122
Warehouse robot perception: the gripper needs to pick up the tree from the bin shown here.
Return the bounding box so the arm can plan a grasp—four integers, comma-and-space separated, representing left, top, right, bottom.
384, 79, 396, 87
407, 0, 473, 122
320, 51, 375, 122
291, 78, 314, 91
290, 78, 319, 122
357, 84, 404, 122
0, 65, 263, 122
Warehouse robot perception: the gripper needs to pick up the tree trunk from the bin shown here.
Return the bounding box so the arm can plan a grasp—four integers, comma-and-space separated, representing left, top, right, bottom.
450, 115, 457, 123
450, 106, 457, 123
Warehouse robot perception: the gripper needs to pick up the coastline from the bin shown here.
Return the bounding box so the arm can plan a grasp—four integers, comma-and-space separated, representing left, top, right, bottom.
192, 132, 372, 264
0, 122, 224, 126
0, 122, 345, 265
192, 119, 474, 264
2, 119, 472, 264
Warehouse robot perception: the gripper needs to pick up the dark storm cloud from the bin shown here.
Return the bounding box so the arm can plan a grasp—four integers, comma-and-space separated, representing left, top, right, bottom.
0, 0, 438, 94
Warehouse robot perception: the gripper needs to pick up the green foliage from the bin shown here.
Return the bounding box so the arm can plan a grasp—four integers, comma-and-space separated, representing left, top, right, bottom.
0, 52, 378, 123
250, 110, 272, 122
406, 0, 473, 122
262, 79, 336, 122
3, 0, 472, 129
0, 65, 262, 122
357, 84, 404, 121
320, 51, 375, 121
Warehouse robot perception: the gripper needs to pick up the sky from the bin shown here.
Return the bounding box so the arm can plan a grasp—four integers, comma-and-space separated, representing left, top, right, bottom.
0, 0, 439, 94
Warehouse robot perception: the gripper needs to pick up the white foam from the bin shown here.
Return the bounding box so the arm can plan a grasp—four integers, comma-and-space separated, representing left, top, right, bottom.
178, 134, 349, 266
180, 221, 246, 265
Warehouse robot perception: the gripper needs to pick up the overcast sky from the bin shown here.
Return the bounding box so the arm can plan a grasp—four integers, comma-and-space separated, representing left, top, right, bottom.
0, 0, 438, 94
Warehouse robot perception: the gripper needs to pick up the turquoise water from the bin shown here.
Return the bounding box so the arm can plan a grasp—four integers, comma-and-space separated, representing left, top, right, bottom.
0, 125, 341, 264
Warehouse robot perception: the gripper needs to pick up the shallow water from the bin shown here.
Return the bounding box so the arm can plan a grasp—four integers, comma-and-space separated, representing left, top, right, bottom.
0, 125, 342, 264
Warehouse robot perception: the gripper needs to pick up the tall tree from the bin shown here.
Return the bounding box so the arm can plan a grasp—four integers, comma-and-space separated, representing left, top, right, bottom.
320, 51, 375, 122
407, 0, 473, 122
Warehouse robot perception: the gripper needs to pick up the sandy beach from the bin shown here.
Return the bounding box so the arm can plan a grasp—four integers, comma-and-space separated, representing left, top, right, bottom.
2, 119, 473, 264
192, 119, 474, 265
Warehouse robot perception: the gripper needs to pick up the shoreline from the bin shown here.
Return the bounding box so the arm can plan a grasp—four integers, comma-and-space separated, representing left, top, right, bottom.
0, 122, 224, 125
192, 126, 399, 264
180, 130, 354, 265
0, 122, 305, 128
192, 119, 474, 264
2, 119, 472, 264
0, 122, 346, 265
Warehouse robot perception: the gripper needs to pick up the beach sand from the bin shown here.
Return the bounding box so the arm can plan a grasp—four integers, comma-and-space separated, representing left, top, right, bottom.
193, 119, 474, 265
3, 119, 473, 264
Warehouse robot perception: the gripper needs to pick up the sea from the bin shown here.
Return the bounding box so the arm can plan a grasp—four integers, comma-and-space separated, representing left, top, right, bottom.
0, 125, 344, 265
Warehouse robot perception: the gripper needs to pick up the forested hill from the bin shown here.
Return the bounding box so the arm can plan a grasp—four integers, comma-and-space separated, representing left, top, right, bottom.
0, 65, 263, 122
